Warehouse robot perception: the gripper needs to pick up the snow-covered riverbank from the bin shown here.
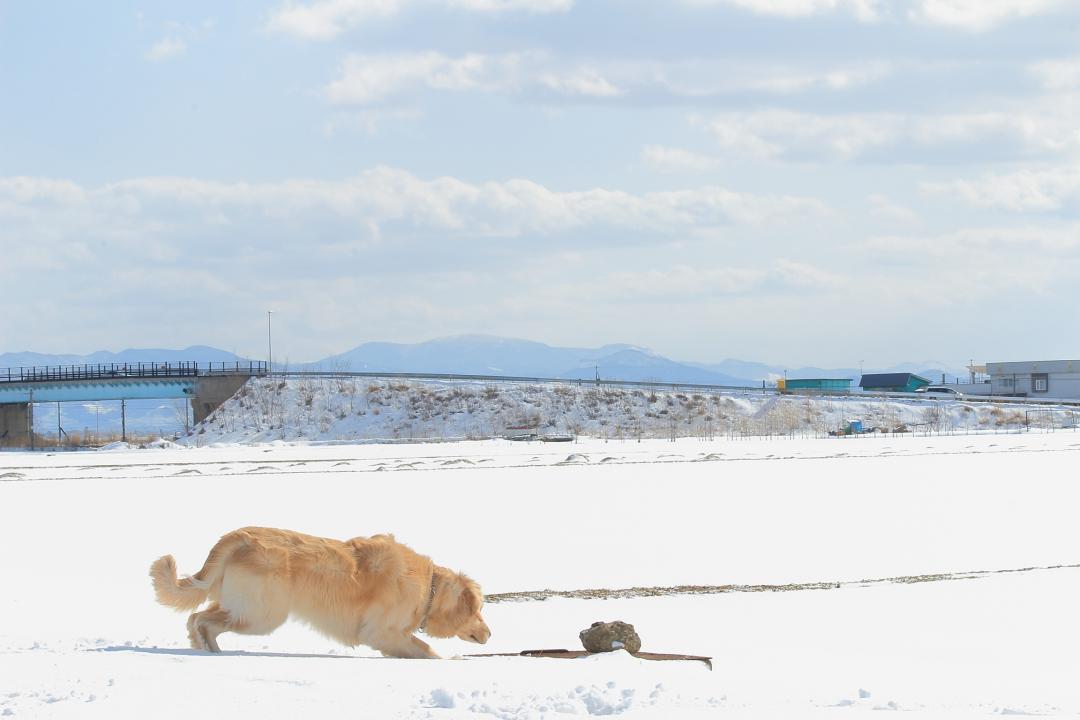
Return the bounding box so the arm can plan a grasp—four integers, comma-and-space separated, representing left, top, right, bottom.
179, 376, 1077, 445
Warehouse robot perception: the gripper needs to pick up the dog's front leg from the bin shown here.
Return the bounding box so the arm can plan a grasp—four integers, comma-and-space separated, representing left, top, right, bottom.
374, 633, 440, 659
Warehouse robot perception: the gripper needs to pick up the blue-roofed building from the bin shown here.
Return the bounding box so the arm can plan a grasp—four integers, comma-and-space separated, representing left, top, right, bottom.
858, 373, 930, 393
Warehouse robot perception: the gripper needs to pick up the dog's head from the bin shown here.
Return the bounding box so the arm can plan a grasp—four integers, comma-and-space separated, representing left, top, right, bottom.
424, 568, 491, 644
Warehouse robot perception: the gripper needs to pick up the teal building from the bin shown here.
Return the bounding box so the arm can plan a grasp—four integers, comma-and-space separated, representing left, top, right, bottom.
780, 378, 852, 392
858, 373, 930, 393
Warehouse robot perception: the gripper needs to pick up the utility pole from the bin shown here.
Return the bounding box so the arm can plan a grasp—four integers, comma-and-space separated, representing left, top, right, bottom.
121, 399, 127, 443
267, 310, 274, 374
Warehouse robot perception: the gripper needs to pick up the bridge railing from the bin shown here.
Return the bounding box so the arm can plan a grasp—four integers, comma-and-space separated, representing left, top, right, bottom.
0, 361, 268, 384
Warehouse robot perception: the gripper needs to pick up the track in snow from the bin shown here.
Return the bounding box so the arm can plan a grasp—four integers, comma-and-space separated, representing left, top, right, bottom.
486, 561, 1080, 602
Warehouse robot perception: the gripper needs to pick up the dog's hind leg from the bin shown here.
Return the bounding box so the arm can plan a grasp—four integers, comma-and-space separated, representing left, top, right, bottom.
214, 566, 290, 642
187, 603, 241, 653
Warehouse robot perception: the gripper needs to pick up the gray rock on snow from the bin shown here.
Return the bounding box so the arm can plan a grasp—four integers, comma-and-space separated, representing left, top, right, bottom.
579, 621, 641, 654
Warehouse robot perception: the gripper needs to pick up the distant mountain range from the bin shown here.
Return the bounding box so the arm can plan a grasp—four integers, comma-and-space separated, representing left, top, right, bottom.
0, 346, 244, 369
301, 335, 968, 385
304, 335, 757, 385
0, 336, 970, 387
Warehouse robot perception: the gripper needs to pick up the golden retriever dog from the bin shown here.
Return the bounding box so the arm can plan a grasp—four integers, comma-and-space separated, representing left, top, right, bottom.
149, 526, 490, 658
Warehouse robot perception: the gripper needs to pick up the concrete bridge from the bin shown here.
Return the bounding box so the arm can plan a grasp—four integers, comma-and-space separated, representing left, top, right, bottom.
0, 361, 267, 447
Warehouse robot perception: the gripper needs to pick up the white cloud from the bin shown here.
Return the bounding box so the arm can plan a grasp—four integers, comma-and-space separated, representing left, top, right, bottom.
326, 52, 629, 105
685, 0, 884, 21
449, 0, 571, 10
907, 0, 1067, 32
691, 109, 1080, 163
745, 66, 883, 93
770, 259, 844, 290
641, 145, 720, 173
924, 169, 1080, 213
1030, 57, 1080, 91
692, 111, 895, 161
0, 169, 833, 353
143, 19, 214, 62
268, 0, 405, 40
868, 194, 919, 224
0, 169, 828, 250
0, 177, 87, 206
325, 54, 889, 107
846, 223, 1080, 308
145, 36, 187, 62
268, 0, 570, 40
664, 60, 891, 98
326, 52, 502, 105
863, 224, 1080, 258
686, 0, 1072, 29
538, 68, 621, 98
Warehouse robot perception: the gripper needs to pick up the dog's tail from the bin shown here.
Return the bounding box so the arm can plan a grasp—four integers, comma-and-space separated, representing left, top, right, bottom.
149, 531, 247, 611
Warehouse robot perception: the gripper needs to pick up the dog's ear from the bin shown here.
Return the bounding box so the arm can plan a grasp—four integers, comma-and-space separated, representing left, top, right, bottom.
455, 578, 481, 616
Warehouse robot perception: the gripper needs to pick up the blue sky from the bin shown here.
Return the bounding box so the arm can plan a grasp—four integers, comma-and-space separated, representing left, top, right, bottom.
3, 0, 1080, 367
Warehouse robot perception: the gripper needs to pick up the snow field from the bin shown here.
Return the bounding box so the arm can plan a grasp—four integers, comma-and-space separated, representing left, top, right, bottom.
2, 433, 1080, 717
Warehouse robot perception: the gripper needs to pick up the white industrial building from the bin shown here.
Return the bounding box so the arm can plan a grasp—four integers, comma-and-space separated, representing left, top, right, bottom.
986, 360, 1080, 399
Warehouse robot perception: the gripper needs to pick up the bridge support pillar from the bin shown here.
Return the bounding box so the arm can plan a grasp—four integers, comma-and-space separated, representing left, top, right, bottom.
0, 403, 30, 448
192, 376, 254, 425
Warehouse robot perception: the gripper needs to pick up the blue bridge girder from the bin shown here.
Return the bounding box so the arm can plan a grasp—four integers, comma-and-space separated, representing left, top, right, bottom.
0, 377, 197, 404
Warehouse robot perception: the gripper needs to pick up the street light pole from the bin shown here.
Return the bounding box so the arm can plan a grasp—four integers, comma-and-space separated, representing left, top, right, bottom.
267, 310, 273, 375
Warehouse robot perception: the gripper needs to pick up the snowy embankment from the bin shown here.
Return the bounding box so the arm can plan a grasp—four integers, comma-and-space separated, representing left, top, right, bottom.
3, 433, 1080, 717
181, 376, 1077, 445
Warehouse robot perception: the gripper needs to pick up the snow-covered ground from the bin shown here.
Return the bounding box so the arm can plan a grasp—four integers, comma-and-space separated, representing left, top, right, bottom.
3, 431, 1080, 717
180, 376, 1078, 445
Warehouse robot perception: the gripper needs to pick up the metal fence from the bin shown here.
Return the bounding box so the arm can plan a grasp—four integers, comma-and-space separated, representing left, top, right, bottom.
0, 361, 269, 384
278, 369, 771, 395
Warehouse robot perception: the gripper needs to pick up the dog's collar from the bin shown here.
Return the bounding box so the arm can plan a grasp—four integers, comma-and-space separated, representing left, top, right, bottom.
419, 568, 438, 632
